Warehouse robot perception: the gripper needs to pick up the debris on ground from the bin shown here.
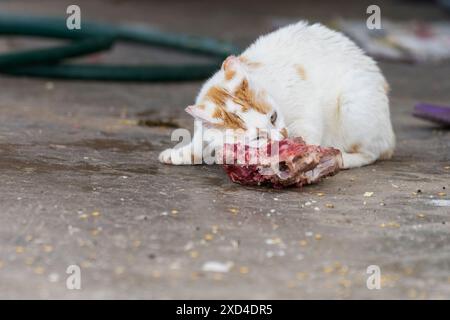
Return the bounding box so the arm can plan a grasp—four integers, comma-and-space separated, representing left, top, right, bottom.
201, 261, 234, 273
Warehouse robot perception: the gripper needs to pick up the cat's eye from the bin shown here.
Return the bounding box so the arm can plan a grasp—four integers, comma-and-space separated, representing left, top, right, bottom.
270, 112, 277, 125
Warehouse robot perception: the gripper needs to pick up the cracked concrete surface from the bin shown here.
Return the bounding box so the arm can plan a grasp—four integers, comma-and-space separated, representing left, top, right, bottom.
0, 0, 449, 299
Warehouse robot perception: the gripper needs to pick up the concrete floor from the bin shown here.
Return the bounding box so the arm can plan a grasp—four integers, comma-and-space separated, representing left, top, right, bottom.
0, 0, 449, 299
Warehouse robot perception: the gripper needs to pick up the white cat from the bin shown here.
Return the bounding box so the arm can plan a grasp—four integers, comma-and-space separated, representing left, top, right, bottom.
159, 21, 395, 168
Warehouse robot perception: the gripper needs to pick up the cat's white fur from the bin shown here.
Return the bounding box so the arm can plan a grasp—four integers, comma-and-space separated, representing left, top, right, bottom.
159, 21, 395, 168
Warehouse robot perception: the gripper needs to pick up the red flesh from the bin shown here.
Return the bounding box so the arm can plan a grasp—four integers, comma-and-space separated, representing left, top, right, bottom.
221, 137, 343, 188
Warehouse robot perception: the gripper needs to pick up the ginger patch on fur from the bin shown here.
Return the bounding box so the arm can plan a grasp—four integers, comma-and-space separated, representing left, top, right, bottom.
349, 144, 361, 153
202, 79, 271, 129
224, 69, 236, 81
233, 80, 271, 114
205, 86, 231, 107
239, 56, 262, 68
203, 86, 245, 129
295, 65, 307, 80
212, 106, 246, 129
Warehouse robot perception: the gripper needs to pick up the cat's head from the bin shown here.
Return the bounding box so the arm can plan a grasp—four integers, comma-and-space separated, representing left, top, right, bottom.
185, 55, 287, 143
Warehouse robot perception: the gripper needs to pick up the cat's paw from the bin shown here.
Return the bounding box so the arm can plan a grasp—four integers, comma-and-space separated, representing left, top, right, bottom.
158, 148, 193, 165
159, 148, 174, 164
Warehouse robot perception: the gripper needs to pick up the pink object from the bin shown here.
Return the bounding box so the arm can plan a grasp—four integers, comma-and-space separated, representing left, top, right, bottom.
221, 137, 343, 188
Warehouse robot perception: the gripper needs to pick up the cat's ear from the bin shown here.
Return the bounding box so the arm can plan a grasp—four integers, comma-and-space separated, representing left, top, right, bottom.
222, 55, 239, 71
185, 105, 214, 123
222, 55, 244, 75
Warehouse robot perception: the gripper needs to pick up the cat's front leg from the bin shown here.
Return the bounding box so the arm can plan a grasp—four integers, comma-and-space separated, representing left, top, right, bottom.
158, 143, 201, 165
158, 126, 204, 165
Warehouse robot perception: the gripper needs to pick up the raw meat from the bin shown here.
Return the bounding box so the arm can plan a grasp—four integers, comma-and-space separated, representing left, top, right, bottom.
220, 137, 343, 188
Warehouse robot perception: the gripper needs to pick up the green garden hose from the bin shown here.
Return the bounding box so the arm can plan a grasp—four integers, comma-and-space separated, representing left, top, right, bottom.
0, 14, 240, 81
6, 64, 221, 82
0, 37, 114, 68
